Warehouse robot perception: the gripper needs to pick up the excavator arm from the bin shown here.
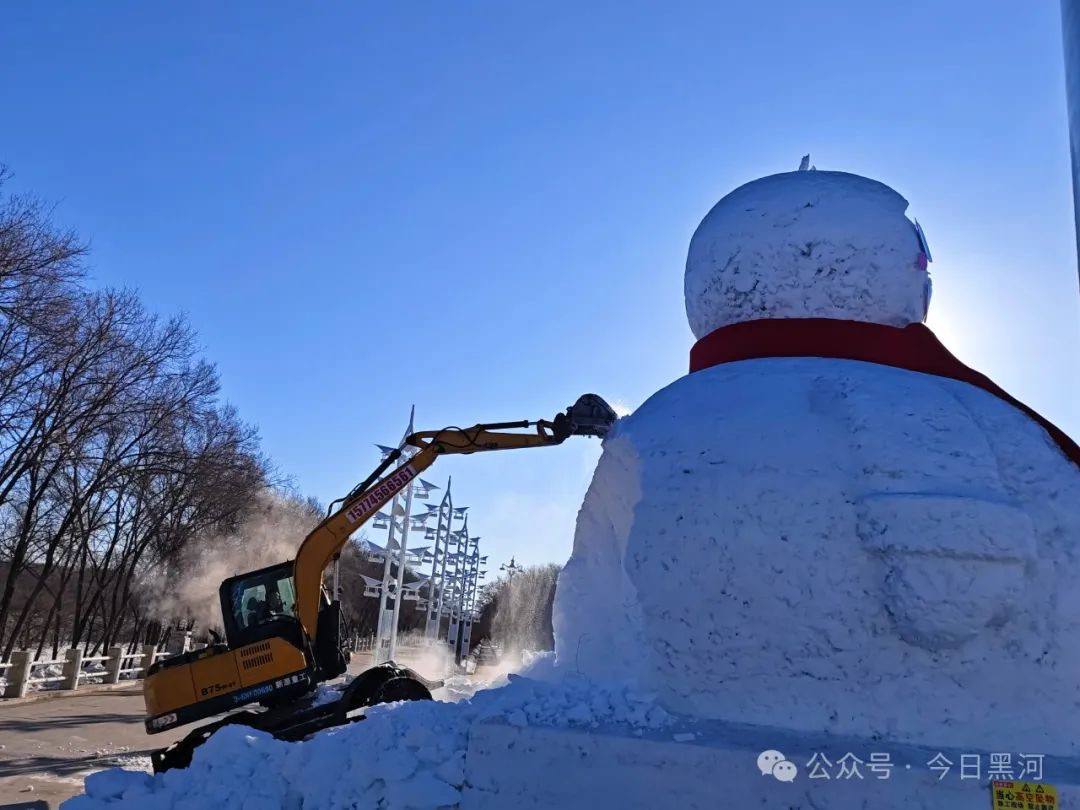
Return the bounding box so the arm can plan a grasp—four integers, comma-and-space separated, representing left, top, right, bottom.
292, 394, 616, 640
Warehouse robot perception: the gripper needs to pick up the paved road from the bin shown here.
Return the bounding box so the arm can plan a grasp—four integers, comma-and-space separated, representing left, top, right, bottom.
0, 685, 181, 809
0, 651, 469, 808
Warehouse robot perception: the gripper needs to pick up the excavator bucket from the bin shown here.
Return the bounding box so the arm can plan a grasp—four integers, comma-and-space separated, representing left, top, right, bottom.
564, 394, 618, 438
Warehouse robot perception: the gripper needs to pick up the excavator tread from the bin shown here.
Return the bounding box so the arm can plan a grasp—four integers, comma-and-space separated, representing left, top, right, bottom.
150, 662, 436, 773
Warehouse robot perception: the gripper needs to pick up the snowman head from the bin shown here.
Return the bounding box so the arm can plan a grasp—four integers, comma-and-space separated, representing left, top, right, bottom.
684, 169, 931, 339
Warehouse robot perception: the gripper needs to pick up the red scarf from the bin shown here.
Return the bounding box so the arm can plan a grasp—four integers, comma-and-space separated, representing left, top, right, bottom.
689, 318, 1080, 469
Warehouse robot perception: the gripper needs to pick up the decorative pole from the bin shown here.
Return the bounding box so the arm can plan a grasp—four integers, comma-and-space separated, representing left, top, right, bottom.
372, 407, 414, 665
437, 507, 467, 641
386, 485, 416, 661
459, 537, 485, 663
447, 515, 468, 654
425, 478, 452, 638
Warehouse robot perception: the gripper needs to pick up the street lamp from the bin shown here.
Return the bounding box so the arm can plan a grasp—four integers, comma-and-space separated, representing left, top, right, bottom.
497, 557, 522, 652
500, 557, 521, 582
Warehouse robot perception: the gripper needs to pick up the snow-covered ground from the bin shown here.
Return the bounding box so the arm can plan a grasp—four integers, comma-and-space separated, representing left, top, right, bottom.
61, 651, 1080, 809
62, 653, 674, 809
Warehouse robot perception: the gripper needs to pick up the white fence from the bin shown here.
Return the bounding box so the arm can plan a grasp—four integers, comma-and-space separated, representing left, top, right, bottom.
1, 632, 437, 700
348, 633, 431, 655
0, 644, 175, 699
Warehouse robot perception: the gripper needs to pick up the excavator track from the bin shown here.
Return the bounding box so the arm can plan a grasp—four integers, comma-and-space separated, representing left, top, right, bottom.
151, 663, 438, 773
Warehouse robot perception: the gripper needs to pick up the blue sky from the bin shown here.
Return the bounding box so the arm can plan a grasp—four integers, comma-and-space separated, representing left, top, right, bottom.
3, 2, 1078, 569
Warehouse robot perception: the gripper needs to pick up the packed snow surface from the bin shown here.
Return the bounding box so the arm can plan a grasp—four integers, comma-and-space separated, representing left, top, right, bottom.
63, 654, 673, 809
555, 357, 1080, 755
684, 170, 930, 338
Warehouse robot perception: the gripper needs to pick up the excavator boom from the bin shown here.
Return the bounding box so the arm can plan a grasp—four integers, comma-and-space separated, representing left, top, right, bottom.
293, 394, 616, 639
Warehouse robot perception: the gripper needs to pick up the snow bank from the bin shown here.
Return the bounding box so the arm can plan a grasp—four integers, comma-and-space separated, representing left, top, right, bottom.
63, 656, 673, 809
554, 357, 1080, 756
684, 170, 930, 338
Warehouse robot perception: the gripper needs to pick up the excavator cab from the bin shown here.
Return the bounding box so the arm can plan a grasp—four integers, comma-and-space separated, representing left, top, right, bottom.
220, 562, 300, 646
219, 562, 347, 682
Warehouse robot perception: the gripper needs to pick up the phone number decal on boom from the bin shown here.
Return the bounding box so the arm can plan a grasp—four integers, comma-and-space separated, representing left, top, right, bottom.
345, 463, 418, 523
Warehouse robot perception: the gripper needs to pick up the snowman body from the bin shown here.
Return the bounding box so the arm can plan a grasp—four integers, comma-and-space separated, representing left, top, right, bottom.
555, 357, 1080, 754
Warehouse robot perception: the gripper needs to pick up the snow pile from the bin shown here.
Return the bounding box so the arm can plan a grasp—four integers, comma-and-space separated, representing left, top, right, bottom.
554, 356, 1080, 755
684, 169, 930, 338
63, 657, 674, 809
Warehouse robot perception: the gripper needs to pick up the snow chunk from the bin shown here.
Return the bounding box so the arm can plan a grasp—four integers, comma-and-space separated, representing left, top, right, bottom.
84, 770, 151, 800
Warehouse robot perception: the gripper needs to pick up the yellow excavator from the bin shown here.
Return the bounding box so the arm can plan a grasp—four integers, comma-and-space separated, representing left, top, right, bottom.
143, 394, 616, 772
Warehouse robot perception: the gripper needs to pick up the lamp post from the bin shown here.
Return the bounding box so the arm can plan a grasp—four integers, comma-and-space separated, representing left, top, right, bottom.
497, 557, 522, 650
500, 556, 521, 583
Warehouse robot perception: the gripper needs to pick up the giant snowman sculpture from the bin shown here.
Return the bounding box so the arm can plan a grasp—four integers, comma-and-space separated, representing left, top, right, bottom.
554, 168, 1080, 757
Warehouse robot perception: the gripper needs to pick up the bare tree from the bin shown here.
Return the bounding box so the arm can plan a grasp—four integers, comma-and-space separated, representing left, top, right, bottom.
0, 170, 270, 659
474, 563, 561, 652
